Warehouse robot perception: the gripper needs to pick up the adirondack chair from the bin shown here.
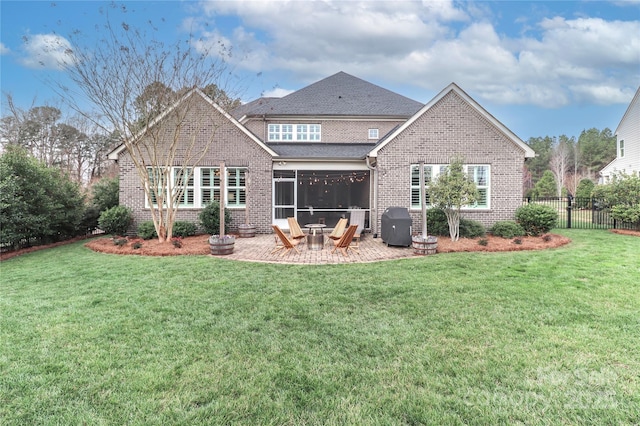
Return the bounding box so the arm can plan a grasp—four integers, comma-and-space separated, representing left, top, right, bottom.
287, 217, 307, 243
326, 217, 348, 245
271, 225, 302, 256
331, 224, 359, 257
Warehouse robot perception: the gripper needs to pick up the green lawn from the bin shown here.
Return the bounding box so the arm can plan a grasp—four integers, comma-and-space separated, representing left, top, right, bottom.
1, 230, 639, 425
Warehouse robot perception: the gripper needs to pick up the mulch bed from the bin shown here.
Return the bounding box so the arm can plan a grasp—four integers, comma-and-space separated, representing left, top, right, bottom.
2, 229, 638, 261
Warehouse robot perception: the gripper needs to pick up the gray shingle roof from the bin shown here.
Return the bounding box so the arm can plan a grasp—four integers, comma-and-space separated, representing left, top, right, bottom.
235, 72, 423, 118
269, 143, 377, 160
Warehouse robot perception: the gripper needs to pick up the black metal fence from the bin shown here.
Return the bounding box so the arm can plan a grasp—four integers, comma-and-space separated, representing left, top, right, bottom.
522, 197, 637, 230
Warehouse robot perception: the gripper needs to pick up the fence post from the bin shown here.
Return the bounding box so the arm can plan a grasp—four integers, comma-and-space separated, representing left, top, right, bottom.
566, 195, 572, 229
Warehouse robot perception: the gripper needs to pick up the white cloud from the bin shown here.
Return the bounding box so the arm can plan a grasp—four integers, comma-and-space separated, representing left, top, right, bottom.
20, 33, 75, 70
194, 0, 640, 107
0, 43, 9, 55
262, 87, 294, 98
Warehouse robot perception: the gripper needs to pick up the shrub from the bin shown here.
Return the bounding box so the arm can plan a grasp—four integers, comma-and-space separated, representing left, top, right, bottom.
132, 241, 143, 249
426, 208, 449, 236
489, 221, 525, 239
1, 146, 86, 248
478, 238, 488, 246
171, 237, 183, 248
172, 221, 197, 238
574, 179, 595, 208
199, 201, 232, 235
137, 221, 157, 240
91, 177, 119, 213
515, 204, 557, 236
459, 219, 485, 238
425, 209, 485, 238
99, 206, 133, 236
112, 237, 128, 247
513, 238, 523, 245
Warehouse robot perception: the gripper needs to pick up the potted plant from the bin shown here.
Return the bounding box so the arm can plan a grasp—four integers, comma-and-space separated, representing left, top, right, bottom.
412, 161, 438, 255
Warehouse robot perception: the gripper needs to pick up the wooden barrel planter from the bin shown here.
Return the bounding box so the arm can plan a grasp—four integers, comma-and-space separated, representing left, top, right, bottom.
412, 235, 438, 255
237, 224, 256, 238
209, 235, 235, 255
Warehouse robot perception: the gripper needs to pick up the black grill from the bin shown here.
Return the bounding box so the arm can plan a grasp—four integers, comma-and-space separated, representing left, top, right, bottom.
381, 207, 412, 246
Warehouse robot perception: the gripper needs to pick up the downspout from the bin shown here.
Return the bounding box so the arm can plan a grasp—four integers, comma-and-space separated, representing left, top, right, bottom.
366, 155, 378, 237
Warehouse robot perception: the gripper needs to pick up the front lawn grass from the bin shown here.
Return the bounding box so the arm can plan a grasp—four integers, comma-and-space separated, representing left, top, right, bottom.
1, 230, 638, 425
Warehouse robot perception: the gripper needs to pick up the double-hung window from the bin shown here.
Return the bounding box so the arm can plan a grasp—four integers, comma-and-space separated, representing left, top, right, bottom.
200, 167, 247, 208
146, 166, 246, 208
410, 164, 490, 209
466, 165, 489, 208
619, 139, 625, 158
174, 168, 194, 207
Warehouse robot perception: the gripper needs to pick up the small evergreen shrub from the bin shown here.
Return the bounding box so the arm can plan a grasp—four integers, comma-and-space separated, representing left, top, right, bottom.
513, 238, 522, 245
425, 209, 485, 238
515, 204, 557, 236
425, 208, 449, 236
489, 221, 525, 239
478, 238, 488, 246
137, 221, 157, 240
99, 206, 133, 236
542, 234, 553, 242
172, 221, 197, 238
171, 237, 183, 248
132, 241, 143, 249
199, 201, 232, 235
112, 237, 128, 247
574, 179, 595, 209
459, 219, 486, 238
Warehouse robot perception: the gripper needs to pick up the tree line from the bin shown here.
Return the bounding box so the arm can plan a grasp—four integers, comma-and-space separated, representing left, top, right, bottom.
524, 128, 617, 198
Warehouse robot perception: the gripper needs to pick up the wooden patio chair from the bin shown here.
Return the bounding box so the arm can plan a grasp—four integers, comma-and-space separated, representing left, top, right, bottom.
287, 217, 307, 243
349, 209, 366, 247
331, 224, 359, 257
271, 225, 302, 256
326, 217, 348, 245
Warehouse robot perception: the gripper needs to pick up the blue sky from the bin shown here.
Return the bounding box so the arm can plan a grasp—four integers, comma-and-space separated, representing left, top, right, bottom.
1, 0, 639, 141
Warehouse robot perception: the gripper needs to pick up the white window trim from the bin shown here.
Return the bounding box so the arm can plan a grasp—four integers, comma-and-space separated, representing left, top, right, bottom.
619, 139, 625, 158
145, 166, 247, 209
268, 123, 322, 142
410, 164, 491, 210
368, 128, 379, 139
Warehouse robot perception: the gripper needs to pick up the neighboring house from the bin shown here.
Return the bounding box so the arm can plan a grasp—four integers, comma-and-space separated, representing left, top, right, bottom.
600, 86, 640, 182
110, 72, 535, 236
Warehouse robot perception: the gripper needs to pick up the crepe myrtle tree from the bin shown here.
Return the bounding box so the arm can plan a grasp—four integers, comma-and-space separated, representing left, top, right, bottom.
428, 156, 479, 242
50, 3, 239, 242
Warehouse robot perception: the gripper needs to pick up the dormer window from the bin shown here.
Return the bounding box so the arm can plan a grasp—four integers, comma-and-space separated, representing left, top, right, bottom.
368, 128, 379, 139
268, 124, 321, 142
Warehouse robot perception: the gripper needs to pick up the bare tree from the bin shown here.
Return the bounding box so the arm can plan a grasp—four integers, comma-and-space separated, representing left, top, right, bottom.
549, 136, 572, 197
56, 4, 235, 242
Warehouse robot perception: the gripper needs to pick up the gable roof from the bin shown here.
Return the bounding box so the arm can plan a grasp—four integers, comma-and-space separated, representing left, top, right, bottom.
108, 89, 278, 160
368, 83, 535, 158
615, 86, 640, 135
237, 71, 423, 118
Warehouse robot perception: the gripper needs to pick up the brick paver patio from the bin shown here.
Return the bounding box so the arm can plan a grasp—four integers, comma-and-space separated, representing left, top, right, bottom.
215, 233, 416, 264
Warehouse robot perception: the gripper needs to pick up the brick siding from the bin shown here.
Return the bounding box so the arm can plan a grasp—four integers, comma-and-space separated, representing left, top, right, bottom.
119, 95, 273, 235
375, 91, 527, 234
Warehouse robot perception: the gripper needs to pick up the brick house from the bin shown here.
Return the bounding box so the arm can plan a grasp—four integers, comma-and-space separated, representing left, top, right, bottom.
110, 72, 535, 236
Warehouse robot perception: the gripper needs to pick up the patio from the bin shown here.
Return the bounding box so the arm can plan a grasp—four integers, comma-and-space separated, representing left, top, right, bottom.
220, 233, 415, 264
